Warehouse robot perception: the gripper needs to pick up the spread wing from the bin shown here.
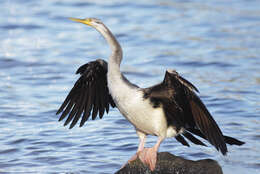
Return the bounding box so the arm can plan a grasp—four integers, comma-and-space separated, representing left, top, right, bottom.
144, 70, 228, 155
56, 59, 116, 129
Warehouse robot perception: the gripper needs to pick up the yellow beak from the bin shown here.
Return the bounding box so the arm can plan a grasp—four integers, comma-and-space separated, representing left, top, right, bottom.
69, 17, 92, 26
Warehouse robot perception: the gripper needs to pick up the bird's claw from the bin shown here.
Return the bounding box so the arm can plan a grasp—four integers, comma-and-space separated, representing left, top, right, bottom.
138, 147, 157, 171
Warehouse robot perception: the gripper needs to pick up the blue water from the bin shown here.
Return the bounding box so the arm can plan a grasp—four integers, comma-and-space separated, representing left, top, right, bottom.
1, 0, 260, 173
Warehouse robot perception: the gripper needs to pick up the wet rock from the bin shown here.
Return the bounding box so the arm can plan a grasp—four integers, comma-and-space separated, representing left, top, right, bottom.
115, 152, 223, 174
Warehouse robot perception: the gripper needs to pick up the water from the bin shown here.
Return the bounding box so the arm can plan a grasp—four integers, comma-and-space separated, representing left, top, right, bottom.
0, 0, 260, 173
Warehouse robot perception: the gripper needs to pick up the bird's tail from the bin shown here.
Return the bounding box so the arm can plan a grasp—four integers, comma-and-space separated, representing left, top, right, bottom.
187, 128, 245, 147
223, 135, 245, 146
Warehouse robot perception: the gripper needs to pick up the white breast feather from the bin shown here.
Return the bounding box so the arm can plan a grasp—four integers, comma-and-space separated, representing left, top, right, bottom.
108, 74, 169, 137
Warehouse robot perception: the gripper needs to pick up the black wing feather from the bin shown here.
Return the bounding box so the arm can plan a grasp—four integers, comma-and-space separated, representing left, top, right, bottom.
57, 59, 116, 128
91, 86, 99, 120
175, 135, 190, 147
70, 87, 88, 129
98, 79, 105, 119
183, 132, 207, 146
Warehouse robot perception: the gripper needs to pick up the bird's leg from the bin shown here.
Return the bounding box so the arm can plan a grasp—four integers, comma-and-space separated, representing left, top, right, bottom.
138, 137, 164, 171
137, 132, 146, 152
128, 131, 146, 163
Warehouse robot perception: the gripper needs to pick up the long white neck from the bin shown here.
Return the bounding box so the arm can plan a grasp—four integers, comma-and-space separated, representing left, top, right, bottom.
95, 25, 122, 75
94, 22, 138, 110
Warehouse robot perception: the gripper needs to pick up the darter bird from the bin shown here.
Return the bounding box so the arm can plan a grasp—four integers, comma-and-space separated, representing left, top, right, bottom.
56, 17, 245, 171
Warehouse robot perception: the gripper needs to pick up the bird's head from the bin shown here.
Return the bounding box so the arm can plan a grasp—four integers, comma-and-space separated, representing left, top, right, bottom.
69, 17, 121, 54
69, 17, 107, 32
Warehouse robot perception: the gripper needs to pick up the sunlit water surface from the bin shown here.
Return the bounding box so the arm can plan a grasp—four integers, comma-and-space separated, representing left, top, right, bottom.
0, 0, 260, 173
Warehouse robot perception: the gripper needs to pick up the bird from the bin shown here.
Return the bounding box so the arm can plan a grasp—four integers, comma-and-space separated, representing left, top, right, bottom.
56, 17, 245, 171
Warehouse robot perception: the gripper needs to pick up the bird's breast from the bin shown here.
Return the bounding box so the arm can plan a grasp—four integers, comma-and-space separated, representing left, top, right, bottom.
108, 75, 168, 137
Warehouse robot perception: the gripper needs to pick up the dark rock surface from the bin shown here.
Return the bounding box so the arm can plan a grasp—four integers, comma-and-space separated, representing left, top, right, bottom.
115, 152, 223, 174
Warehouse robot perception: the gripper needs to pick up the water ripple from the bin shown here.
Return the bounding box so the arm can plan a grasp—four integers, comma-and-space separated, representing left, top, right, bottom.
0, 24, 43, 30
0, 148, 19, 155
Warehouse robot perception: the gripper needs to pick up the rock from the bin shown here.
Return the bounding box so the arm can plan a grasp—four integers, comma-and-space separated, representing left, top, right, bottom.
115, 152, 223, 174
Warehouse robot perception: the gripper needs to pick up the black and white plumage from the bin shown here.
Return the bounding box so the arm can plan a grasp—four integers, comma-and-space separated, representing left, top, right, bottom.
143, 70, 233, 154
56, 18, 244, 171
